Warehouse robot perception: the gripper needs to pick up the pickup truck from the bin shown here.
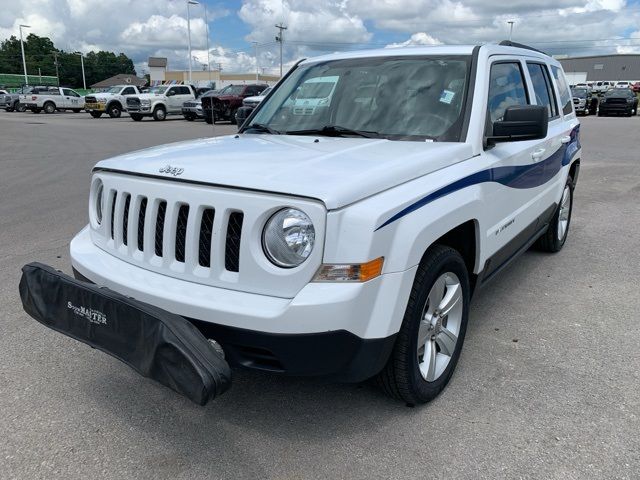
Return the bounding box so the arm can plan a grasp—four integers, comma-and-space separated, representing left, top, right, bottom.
0, 86, 36, 112
126, 85, 196, 121
85, 85, 141, 118
20, 87, 85, 114
20, 42, 581, 406
202, 84, 269, 124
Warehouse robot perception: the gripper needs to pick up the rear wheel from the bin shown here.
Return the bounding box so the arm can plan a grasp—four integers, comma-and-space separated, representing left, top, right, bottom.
152, 106, 166, 121
535, 176, 574, 252
598, 110, 605, 117
205, 114, 213, 124
31, 108, 41, 114
184, 113, 195, 121
376, 245, 470, 405
90, 111, 102, 118
16, 103, 26, 112
130, 113, 143, 121
107, 103, 122, 118
43, 102, 56, 114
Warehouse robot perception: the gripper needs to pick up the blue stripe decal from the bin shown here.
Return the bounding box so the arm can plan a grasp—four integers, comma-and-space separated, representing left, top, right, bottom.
375, 125, 580, 232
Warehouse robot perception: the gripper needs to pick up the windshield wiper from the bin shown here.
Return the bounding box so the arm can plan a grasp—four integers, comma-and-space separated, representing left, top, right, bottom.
285, 125, 379, 138
244, 123, 280, 134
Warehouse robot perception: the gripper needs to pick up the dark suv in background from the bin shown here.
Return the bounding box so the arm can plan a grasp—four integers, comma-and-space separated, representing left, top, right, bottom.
598, 88, 638, 116
202, 84, 268, 124
570, 86, 598, 116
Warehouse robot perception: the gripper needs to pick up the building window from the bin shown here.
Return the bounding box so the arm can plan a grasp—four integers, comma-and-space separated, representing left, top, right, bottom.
594, 64, 604, 70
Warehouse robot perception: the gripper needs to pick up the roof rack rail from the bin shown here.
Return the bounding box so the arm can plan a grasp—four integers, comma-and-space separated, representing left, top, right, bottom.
499, 40, 547, 55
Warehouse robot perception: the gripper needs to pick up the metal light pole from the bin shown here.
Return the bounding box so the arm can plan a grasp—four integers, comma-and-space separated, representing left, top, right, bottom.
253, 41, 259, 81
19, 24, 31, 86
203, 2, 212, 87
187, 0, 199, 84
78, 53, 86, 90
507, 21, 515, 41
275, 23, 287, 77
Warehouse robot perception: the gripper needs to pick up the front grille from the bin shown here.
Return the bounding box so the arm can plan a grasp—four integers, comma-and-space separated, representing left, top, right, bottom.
105, 191, 244, 272
183, 102, 198, 108
607, 98, 627, 104
127, 97, 141, 110
85, 96, 97, 103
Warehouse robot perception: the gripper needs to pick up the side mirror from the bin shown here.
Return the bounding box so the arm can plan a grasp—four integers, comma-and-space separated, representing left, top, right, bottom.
488, 105, 548, 144
166, 90, 175, 97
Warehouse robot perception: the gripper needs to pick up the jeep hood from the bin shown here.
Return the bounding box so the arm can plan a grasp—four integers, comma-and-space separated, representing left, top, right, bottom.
94, 135, 474, 209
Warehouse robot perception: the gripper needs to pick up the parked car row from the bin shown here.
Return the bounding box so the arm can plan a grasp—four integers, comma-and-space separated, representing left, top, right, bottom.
571, 85, 638, 117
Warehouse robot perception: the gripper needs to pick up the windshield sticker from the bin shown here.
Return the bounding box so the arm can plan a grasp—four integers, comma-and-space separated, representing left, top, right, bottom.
440, 90, 455, 104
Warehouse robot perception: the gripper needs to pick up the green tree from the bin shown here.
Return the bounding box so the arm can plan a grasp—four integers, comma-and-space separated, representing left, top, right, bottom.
0, 33, 137, 88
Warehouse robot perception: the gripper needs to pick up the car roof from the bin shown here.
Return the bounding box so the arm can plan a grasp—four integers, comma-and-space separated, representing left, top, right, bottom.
300, 43, 554, 65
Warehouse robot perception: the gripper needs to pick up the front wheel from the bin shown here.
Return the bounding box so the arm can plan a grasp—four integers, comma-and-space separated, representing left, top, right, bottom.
107, 104, 122, 118
535, 176, 574, 252
152, 106, 166, 121
377, 245, 470, 405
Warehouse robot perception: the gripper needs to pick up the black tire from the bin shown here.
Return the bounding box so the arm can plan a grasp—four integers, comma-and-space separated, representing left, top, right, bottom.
16, 103, 26, 113
130, 113, 143, 122
107, 103, 122, 118
72, 108, 81, 113
205, 114, 213, 124
43, 102, 56, 114
184, 113, 195, 121
376, 245, 470, 405
90, 111, 102, 118
152, 105, 166, 121
598, 110, 605, 117
535, 175, 574, 252
31, 108, 41, 114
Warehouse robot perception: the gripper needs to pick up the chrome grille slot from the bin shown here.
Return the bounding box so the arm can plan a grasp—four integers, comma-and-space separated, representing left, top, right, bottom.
175, 204, 190, 263
155, 201, 167, 257
198, 208, 215, 267
137, 197, 147, 251
122, 194, 131, 246
225, 212, 243, 272
109, 191, 117, 240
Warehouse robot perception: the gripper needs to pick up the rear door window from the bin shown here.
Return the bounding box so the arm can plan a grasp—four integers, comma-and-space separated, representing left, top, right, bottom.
487, 62, 529, 123
550, 66, 573, 115
526, 63, 558, 118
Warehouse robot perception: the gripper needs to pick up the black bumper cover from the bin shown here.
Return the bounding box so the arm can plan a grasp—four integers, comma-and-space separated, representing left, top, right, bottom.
20, 263, 231, 405
72, 268, 396, 382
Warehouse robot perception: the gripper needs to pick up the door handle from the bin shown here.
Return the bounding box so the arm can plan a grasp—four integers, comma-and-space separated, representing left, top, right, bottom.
560, 135, 571, 144
531, 148, 546, 161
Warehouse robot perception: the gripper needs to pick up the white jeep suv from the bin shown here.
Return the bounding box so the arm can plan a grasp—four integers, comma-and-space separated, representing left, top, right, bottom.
32, 42, 581, 404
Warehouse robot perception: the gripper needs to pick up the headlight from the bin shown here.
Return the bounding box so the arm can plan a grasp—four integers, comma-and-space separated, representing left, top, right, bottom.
93, 179, 104, 225
141, 99, 151, 105
98, 99, 107, 104
627, 98, 634, 103
263, 208, 315, 268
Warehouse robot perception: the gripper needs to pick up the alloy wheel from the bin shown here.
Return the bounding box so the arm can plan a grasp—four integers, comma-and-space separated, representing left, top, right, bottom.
417, 272, 463, 382
557, 185, 571, 241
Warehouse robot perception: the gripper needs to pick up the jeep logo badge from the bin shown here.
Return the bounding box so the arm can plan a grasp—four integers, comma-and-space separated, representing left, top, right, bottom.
159, 165, 184, 176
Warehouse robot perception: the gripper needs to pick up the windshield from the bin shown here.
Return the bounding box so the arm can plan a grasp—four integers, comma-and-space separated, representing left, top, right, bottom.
148, 86, 168, 94
106, 87, 122, 93
605, 88, 633, 97
246, 55, 471, 141
571, 88, 587, 98
218, 85, 245, 96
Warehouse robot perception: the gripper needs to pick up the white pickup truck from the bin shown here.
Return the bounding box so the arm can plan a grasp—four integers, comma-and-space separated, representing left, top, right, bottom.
126, 85, 196, 121
21, 87, 85, 114
85, 85, 141, 118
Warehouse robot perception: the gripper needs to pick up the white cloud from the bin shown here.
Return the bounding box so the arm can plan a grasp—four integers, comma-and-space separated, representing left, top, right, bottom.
386, 32, 442, 48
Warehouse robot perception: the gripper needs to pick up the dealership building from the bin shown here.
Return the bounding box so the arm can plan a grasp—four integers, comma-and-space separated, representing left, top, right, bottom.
557, 54, 640, 82
148, 56, 280, 89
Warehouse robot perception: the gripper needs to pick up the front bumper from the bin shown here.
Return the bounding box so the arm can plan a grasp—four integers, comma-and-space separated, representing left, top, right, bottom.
70, 226, 415, 380
85, 102, 106, 112
181, 106, 203, 117
599, 103, 634, 114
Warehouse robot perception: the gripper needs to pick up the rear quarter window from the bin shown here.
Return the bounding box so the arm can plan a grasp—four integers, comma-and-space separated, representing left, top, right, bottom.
550, 66, 573, 116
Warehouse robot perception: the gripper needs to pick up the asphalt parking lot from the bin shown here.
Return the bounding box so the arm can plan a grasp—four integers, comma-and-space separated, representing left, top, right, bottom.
1, 111, 639, 479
